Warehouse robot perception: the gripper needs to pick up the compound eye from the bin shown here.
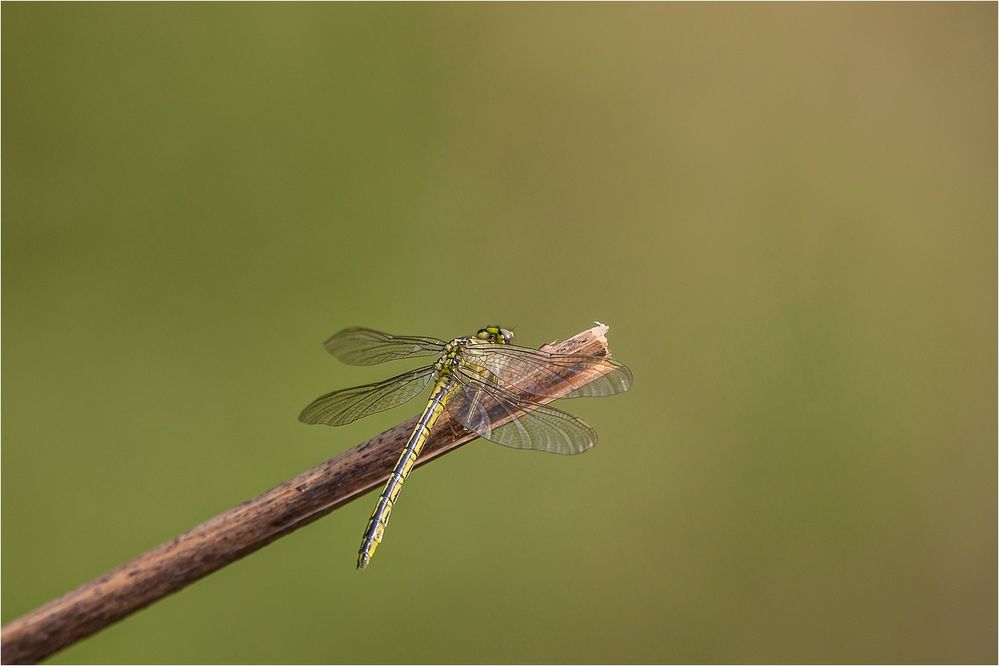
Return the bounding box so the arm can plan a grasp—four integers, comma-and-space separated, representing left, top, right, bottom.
501, 328, 515, 344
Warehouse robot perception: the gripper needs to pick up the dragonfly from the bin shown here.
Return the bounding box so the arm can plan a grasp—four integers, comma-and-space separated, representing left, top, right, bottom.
299, 325, 632, 569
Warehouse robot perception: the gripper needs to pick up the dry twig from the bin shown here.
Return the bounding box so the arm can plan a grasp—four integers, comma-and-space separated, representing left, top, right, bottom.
1, 325, 618, 664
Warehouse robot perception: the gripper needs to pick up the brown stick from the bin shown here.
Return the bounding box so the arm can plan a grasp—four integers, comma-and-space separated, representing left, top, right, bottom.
1, 325, 619, 665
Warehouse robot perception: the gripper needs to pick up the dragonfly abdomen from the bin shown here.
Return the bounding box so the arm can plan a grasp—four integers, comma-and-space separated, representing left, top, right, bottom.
356, 376, 455, 569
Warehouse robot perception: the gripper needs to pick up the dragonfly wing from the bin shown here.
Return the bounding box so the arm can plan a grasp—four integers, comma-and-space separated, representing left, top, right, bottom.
300, 367, 435, 426
323, 327, 446, 366
461, 344, 632, 399
446, 371, 596, 455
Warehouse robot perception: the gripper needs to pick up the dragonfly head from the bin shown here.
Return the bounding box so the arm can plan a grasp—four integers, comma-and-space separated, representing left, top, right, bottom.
476, 325, 515, 345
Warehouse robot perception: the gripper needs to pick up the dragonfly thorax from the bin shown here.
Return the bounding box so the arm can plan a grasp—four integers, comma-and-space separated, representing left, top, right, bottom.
434, 339, 467, 376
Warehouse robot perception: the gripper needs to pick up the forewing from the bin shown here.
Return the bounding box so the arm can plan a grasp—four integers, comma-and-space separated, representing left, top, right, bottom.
299, 367, 435, 426
447, 371, 596, 455
461, 344, 632, 399
323, 327, 445, 366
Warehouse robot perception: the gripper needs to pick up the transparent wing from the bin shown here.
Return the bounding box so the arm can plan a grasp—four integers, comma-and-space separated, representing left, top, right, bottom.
323, 327, 446, 366
446, 370, 597, 455
460, 344, 632, 399
299, 367, 435, 426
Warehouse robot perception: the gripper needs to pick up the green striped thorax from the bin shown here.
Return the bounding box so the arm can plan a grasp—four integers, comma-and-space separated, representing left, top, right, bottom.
433, 325, 514, 378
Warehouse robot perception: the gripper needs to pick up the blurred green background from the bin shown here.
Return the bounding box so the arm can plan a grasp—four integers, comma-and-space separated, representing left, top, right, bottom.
2, 4, 995, 664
